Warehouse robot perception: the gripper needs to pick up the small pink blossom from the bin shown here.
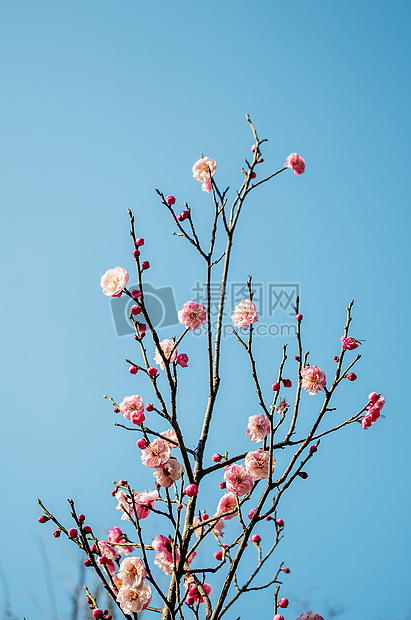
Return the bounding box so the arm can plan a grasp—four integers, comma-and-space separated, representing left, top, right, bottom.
177, 353, 189, 367
362, 393, 385, 429
192, 157, 217, 193
246, 414, 270, 442
141, 438, 171, 468
216, 492, 238, 520
212, 517, 225, 537
134, 490, 159, 519
340, 336, 360, 350
153, 535, 180, 574
285, 153, 305, 175
153, 458, 184, 488
296, 613, 325, 620
245, 449, 275, 480
119, 395, 145, 425
178, 301, 207, 330
116, 583, 152, 614
98, 540, 120, 562
275, 398, 289, 415
108, 527, 134, 555
100, 267, 129, 297
160, 428, 179, 447
224, 464, 253, 496
301, 366, 327, 395
154, 339, 178, 370
231, 298, 258, 329
186, 582, 211, 605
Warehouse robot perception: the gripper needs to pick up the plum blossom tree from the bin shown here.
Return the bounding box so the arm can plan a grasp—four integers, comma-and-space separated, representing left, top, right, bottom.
37, 116, 385, 620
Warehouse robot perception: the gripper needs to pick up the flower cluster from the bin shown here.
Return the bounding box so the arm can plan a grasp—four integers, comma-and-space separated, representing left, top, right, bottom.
119, 395, 145, 425
115, 556, 152, 614
361, 392, 385, 429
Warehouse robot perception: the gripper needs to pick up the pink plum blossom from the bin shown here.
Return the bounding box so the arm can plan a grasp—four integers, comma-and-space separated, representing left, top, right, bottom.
212, 517, 225, 537
160, 428, 179, 447
245, 449, 275, 480
153, 458, 184, 488
231, 298, 258, 329
296, 613, 325, 620
246, 414, 270, 442
176, 353, 189, 367
216, 492, 238, 520
186, 582, 211, 606
340, 336, 360, 350
362, 393, 385, 429
116, 582, 152, 614
153, 535, 180, 574
224, 464, 253, 496
154, 339, 178, 370
100, 267, 129, 297
141, 438, 172, 468
98, 540, 120, 562
192, 157, 217, 193
284, 153, 305, 175
134, 490, 159, 519
275, 398, 289, 415
178, 301, 207, 330
301, 365, 327, 395
118, 556, 146, 589
119, 395, 145, 425
108, 527, 134, 555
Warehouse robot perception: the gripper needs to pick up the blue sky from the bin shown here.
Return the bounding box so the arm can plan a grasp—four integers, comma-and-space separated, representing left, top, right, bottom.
1, 1, 411, 619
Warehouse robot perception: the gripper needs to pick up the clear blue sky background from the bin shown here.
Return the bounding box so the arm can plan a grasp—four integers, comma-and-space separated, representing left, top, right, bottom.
1, 1, 410, 619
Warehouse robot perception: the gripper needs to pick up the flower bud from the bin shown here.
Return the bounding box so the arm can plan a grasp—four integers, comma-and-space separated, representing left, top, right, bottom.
214, 550, 223, 560
298, 471, 308, 479
278, 598, 289, 608
129, 365, 138, 375
166, 195, 176, 205
38, 515, 50, 524
251, 172, 256, 179
347, 372, 357, 381
273, 615, 285, 620
131, 289, 142, 299
296, 313, 303, 321
184, 484, 199, 497
334, 356, 339, 362
84, 559, 92, 567
93, 610, 104, 620
147, 367, 158, 377
219, 481, 226, 489
141, 261, 150, 271
276, 518, 284, 528
251, 534, 261, 543
272, 382, 280, 391
136, 438, 147, 449
78, 514, 85, 523
212, 453, 222, 463
282, 379, 292, 388
131, 304, 141, 315
182, 210, 190, 219
177, 214, 183, 222
132, 249, 140, 258
368, 392, 379, 403
135, 237, 144, 246
113, 406, 120, 413
83, 525, 92, 534
145, 403, 154, 411
67, 528, 78, 539
53, 529, 61, 538
282, 567, 290, 573
309, 445, 317, 454
251, 144, 257, 152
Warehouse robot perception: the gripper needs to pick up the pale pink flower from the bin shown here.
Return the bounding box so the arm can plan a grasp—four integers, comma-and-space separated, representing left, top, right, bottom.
284, 153, 305, 175
212, 517, 225, 537
100, 267, 129, 297
119, 395, 145, 425
118, 556, 147, 589
275, 398, 289, 415
134, 490, 159, 519
224, 464, 253, 497
98, 540, 120, 562
160, 428, 179, 447
154, 339, 178, 370
193, 516, 204, 539
246, 414, 270, 442
153, 458, 184, 488
115, 490, 135, 521
192, 157, 217, 192
108, 527, 134, 555
296, 613, 325, 620
340, 336, 360, 350
116, 583, 152, 614
245, 449, 274, 480
301, 365, 327, 395
216, 492, 238, 520
178, 301, 207, 330
141, 438, 172, 468
231, 298, 258, 330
